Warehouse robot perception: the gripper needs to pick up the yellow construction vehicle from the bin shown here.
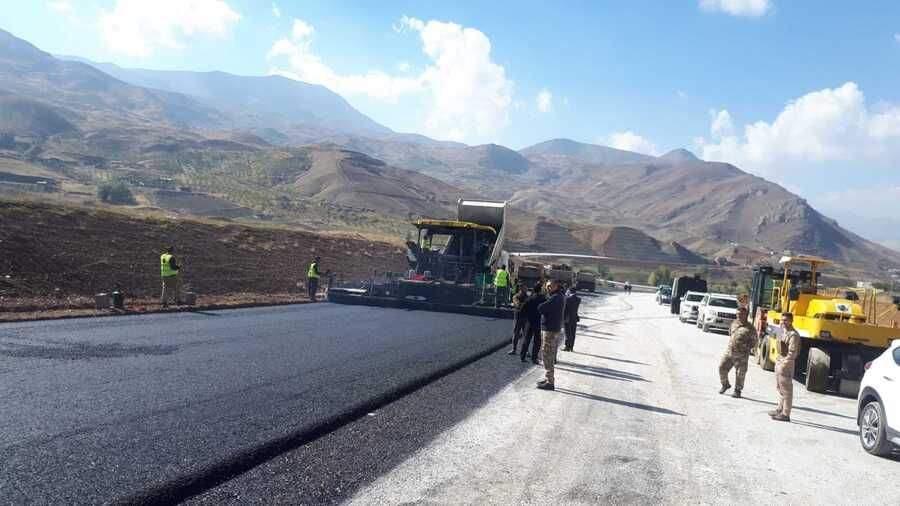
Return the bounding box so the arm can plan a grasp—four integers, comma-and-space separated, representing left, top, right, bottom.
752, 255, 900, 396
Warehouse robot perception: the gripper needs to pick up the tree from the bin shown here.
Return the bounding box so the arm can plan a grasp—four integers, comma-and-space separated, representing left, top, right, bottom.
97, 181, 134, 205
649, 265, 672, 287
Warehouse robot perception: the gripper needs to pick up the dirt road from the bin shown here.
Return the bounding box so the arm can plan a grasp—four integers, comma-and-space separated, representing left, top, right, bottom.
349, 292, 900, 505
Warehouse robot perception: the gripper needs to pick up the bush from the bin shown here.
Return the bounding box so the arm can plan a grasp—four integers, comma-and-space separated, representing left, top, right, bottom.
648, 265, 672, 286
97, 181, 135, 205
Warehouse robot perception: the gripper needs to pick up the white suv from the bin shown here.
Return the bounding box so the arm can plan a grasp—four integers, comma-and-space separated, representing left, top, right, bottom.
679, 291, 706, 323
857, 340, 900, 457
696, 293, 739, 332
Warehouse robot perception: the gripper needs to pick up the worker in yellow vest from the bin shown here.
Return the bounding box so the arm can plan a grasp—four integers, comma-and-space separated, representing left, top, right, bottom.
308, 256, 321, 302
494, 264, 510, 307
160, 246, 180, 308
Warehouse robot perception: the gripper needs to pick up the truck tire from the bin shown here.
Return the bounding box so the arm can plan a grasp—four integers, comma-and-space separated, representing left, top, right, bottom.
860, 400, 893, 457
805, 347, 830, 393
761, 340, 775, 371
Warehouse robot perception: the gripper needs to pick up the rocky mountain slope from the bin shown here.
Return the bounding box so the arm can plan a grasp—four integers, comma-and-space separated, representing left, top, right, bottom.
60, 57, 391, 138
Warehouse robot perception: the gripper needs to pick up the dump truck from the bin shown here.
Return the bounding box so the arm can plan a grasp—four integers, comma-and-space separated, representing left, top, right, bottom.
545, 263, 576, 287
512, 259, 544, 290
575, 271, 597, 292
326, 199, 512, 318
753, 255, 900, 396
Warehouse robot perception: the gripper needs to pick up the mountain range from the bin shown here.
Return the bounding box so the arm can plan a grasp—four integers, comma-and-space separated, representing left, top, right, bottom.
1, 27, 898, 277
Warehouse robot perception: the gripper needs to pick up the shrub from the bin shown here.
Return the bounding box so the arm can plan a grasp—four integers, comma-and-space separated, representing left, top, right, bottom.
97, 181, 135, 205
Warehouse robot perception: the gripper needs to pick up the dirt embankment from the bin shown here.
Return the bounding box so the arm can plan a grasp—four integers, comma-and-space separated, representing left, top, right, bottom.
0, 200, 407, 311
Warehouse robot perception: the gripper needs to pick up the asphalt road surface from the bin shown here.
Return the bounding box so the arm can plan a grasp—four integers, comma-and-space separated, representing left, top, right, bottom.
0, 303, 511, 504
4, 295, 899, 505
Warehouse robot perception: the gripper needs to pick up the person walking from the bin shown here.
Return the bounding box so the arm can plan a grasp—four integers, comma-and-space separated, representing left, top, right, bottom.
624, 281, 632, 295
537, 280, 566, 391
307, 256, 321, 302
562, 286, 581, 352
494, 265, 510, 307
508, 284, 529, 355
718, 306, 756, 398
769, 313, 801, 422
519, 282, 546, 364
159, 246, 180, 308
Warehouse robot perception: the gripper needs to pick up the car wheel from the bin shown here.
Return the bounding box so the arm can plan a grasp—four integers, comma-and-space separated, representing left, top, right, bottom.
860, 400, 893, 457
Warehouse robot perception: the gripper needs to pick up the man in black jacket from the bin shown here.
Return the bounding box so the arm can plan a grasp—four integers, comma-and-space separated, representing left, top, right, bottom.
508, 284, 529, 355
519, 283, 546, 364
537, 280, 566, 390
562, 286, 581, 352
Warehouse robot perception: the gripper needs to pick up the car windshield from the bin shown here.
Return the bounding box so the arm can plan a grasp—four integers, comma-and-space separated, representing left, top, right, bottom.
660, 288, 671, 295
686, 294, 703, 302
709, 298, 738, 308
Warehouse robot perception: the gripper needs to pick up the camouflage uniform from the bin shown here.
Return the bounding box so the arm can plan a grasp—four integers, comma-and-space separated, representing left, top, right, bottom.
718, 319, 756, 392
774, 329, 801, 417
541, 331, 561, 383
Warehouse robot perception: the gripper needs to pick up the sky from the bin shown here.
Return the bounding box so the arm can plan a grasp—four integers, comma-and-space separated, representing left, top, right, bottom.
3, 0, 900, 247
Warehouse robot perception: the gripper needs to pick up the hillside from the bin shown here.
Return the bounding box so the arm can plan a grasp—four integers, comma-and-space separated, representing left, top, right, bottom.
61, 58, 391, 138
0, 199, 406, 299
520, 138, 653, 164
0, 29, 223, 130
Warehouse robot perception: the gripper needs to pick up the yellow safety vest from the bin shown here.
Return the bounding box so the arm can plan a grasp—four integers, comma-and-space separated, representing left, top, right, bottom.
494, 269, 509, 287
308, 262, 319, 279
160, 253, 177, 277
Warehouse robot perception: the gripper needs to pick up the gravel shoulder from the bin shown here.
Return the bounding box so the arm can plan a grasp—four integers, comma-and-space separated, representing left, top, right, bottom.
347, 292, 900, 505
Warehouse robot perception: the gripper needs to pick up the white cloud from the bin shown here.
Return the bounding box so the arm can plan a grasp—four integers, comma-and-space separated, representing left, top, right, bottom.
396, 62, 411, 72
607, 131, 659, 155
272, 3, 281, 18
697, 82, 900, 173
291, 18, 314, 39
677, 90, 689, 100
562, 97, 570, 107
47, 0, 72, 13
98, 0, 241, 57
699, 0, 771, 17
709, 109, 734, 139
536, 88, 552, 113
268, 16, 513, 143
895, 33, 900, 44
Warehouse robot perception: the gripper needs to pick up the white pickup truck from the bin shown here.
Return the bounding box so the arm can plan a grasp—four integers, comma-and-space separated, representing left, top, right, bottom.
696, 293, 739, 332
678, 291, 706, 323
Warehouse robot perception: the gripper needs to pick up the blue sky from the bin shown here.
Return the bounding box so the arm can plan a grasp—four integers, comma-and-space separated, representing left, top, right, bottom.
4, 1, 900, 245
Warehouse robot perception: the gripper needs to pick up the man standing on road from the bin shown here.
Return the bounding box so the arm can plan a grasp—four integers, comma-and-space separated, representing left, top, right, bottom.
562, 286, 581, 352
624, 281, 631, 295
770, 313, 801, 422
508, 284, 529, 355
308, 256, 321, 302
519, 283, 546, 364
160, 246, 180, 308
537, 280, 566, 391
718, 306, 755, 398
494, 265, 510, 307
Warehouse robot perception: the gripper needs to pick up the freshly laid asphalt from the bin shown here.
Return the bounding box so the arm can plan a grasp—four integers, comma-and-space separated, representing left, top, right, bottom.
0, 303, 512, 504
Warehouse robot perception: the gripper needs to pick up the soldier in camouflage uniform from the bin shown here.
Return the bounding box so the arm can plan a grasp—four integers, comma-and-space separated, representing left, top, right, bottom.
718, 306, 756, 398
770, 312, 801, 422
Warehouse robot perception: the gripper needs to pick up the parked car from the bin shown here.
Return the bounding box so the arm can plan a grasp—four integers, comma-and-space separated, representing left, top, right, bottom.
696, 293, 739, 332
656, 285, 672, 305
678, 291, 706, 323
857, 339, 900, 456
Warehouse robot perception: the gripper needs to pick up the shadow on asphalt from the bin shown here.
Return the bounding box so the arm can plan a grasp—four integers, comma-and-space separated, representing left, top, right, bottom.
578, 331, 617, 341
554, 387, 685, 416
571, 351, 648, 365
556, 360, 649, 382
791, 420, 858, 436
187, 310, 223, 317
740, 396, 857, 421
187, 349, 532, 505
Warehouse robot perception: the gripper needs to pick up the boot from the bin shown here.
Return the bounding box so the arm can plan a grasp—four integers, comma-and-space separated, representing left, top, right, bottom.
768, 410, 780, 417
537, 382, 555, 391
731, 389, 742, 398
772, 413, 791, 422
718, 382, 731, 394
507, 349, 517, 355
